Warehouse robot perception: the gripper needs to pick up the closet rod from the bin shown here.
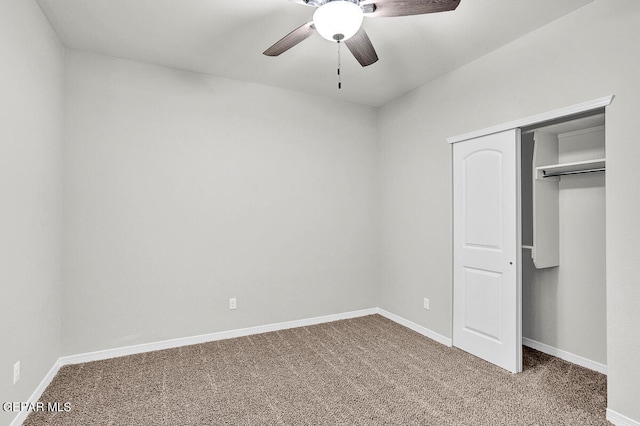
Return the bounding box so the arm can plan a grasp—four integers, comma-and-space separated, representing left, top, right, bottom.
543, 167, 605, 178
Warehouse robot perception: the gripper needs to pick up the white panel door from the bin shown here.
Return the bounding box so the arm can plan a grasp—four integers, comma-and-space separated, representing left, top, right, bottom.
453, 129, 522, 373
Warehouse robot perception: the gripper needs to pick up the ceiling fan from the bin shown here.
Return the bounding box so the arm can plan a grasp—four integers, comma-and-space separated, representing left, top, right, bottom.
263, 0, 461, 67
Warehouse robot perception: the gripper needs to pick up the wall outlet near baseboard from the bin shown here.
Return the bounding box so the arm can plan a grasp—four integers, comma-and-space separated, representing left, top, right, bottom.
423, 298, 430, 310
229, 298, 237, 310
13, 361, 20, 384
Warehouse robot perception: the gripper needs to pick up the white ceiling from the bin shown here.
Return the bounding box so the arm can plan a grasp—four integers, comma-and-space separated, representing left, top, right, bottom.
36, 0, 594, 107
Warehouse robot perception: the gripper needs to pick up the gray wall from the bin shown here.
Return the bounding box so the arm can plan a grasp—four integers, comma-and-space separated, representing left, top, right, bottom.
61, 50, 380, 355
378, 0, 640, 421
0, 0, 64, 424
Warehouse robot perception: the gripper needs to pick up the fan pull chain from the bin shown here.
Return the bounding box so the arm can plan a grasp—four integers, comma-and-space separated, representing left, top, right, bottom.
337, 40, 342, 90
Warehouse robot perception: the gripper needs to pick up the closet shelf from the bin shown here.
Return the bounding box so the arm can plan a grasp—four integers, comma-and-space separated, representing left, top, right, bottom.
536, 158, 605, 179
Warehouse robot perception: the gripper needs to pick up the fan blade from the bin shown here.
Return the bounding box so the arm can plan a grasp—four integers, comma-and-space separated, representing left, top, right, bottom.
263, 22, 315, 57
345, 28, 378, 67
362, 0, 460, 18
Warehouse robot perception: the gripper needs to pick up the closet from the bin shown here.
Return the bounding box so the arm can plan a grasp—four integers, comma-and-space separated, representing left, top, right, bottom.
521, 112, 607, 371
450, 97, 611, 374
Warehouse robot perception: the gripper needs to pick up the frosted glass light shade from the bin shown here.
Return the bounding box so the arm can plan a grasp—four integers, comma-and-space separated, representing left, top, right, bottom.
313, 1, 363, 42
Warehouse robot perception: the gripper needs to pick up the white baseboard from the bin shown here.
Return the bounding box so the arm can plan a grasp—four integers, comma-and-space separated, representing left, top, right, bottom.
378, 308, 452, 347
59, 308, 380, 365
522, 337, 607, 375
10, 307, 450, 425
607, 408, 640, 426
10, 358, 63, 426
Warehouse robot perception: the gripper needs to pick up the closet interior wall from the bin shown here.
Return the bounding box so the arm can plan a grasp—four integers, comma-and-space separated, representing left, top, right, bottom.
521, 116, 607, 366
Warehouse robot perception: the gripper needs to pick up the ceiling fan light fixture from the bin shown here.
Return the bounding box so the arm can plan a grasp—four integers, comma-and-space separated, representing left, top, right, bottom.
313, 1, 363, 42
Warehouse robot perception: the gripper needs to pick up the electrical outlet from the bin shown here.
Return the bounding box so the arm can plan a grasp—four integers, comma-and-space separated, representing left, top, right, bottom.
13, 361, 20, 385
229, 297, 237, 310
423, 298, 430, 310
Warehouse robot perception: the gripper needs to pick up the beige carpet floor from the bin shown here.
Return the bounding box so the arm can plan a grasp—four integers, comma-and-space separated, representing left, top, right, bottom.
25, 315, 608, 425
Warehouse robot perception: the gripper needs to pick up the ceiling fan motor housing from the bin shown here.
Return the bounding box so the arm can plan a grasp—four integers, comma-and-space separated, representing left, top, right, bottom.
306, 0, 360, 7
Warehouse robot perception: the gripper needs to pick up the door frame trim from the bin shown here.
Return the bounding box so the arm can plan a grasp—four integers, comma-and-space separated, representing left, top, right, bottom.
447, 96, 614, 145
